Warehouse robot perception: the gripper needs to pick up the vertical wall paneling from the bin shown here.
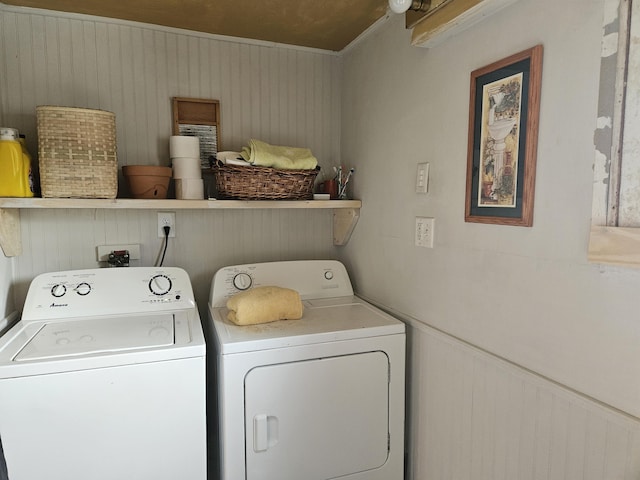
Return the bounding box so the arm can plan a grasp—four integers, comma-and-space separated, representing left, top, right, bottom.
1, 8, 344, 167
258, 46, 271, 143
2, 13, 19, 128
268, 48, 281, 144
248, 45, 260, 138
406, 321, 640, 480
154, 30, 170, 141
17, 15, 35, 119
0, 12, 7, 126
12, 208, 335, 311
142, 29, 157, 160
186, 36, 198, 98
58, 19, 74, 107
29, 16, 45, 113
44, 17, 61, 106
0, 4, 342, 312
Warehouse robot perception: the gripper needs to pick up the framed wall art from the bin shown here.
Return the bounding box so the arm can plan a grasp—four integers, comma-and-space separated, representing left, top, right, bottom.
465, 44, 543, 226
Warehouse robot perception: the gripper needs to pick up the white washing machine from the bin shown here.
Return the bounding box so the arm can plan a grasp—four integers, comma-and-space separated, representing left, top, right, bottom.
208, 260, 405, 480
0, 267, 206, 480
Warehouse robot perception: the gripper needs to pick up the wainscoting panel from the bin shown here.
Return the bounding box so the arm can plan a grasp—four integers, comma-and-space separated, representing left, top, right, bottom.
406, 321, 640, 480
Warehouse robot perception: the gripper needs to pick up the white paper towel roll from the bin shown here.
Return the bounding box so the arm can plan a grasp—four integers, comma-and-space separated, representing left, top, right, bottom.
172, 157, 202, 179
175, 178, 204, 200
170, 135, 200, 158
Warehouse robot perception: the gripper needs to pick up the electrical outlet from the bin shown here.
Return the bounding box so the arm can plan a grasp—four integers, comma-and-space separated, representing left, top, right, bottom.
415, 217, 434, 248
416, 162, 429, 194
158, 212, 176, 237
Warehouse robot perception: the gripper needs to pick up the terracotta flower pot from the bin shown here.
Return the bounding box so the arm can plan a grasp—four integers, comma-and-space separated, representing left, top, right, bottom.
122, 165, 172, 199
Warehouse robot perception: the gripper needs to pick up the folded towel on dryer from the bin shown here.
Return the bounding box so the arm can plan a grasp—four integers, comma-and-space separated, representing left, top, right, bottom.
226, 286, 304, 325
240, 139, 318, 170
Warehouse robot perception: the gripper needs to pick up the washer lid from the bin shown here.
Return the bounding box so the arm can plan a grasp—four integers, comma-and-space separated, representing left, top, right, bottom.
14, 314, 174, 362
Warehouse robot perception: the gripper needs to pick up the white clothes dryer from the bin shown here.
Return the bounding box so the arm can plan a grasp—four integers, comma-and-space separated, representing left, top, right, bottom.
0, 267, 206, 480
208, 260, 405, 480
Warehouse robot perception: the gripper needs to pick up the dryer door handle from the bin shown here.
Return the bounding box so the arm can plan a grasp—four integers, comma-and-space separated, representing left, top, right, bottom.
253, 414, 279, 452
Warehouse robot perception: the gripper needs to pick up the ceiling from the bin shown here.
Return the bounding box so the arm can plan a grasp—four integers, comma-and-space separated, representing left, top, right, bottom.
2, 0, 391, 51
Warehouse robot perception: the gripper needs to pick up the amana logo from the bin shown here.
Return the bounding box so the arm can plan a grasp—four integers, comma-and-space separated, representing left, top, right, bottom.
50, 302, 68, 308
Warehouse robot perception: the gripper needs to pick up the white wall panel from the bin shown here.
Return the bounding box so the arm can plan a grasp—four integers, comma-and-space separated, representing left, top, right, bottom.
406, 321, 640, 480
0, 5, 341, 312
339, 0, 640, 420
0, 5, 340, 168
0, 254, 14, 319
11, 208, 334, 312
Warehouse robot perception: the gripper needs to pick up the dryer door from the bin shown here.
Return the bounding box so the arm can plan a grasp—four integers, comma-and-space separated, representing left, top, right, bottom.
244, 351, 389, 480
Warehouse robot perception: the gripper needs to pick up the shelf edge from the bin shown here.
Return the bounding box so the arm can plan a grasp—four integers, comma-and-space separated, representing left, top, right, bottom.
0, 198, 361, 210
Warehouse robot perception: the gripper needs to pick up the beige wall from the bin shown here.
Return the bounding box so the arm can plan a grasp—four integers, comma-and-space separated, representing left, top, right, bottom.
339, 0, 640, 443
340, 1, 640, 476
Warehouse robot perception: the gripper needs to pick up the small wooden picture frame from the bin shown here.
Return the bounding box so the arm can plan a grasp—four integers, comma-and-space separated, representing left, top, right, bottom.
465, 45, 543, 227
171, 97, 221, 168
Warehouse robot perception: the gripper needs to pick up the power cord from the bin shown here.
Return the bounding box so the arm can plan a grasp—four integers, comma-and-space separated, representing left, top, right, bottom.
156, 225, 171, 267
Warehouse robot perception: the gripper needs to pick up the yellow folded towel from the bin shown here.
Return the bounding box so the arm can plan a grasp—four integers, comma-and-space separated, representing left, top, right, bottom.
240, 139, 318, 170
226, 286, 304, 325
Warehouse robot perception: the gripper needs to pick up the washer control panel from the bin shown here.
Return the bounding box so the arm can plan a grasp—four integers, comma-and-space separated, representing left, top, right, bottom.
209, 260, 354, 307
22, 267, 195, 322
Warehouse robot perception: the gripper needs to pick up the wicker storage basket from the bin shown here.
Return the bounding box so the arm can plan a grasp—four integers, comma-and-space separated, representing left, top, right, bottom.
212, 160, 320, 200
36, 106, 117, 198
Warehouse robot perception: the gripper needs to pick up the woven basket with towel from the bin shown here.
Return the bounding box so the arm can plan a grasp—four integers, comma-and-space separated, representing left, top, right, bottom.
212, 139, 320, 200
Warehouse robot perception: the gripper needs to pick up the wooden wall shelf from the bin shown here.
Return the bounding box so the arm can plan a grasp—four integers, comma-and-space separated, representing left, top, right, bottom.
0, 198, 361, 257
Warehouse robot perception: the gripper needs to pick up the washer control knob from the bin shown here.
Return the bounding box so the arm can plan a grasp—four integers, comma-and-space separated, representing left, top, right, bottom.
324, 270, 334, 280
149, 326, 170, 338
233, 273, 252, 290
75, 282, 91, 296
149, 275, 172, 296
51, 284, 67, 298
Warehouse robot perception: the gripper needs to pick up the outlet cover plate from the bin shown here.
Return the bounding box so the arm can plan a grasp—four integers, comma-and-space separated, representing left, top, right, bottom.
415, 217, 434, 248
158, 212, 176, 237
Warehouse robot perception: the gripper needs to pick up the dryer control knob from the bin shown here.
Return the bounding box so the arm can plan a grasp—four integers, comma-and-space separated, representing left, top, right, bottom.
149, 275, 172, 296
233, 273, 252, 290
75, 282, 91, 296
51, 284, 67, 297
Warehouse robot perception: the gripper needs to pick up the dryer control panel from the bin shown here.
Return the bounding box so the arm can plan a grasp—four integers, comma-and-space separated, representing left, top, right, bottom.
209, 260, 354, 307
22, 267, 196, 322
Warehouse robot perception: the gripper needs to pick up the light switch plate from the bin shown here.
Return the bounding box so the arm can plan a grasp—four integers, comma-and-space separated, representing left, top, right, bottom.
416, 162, 429, 194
